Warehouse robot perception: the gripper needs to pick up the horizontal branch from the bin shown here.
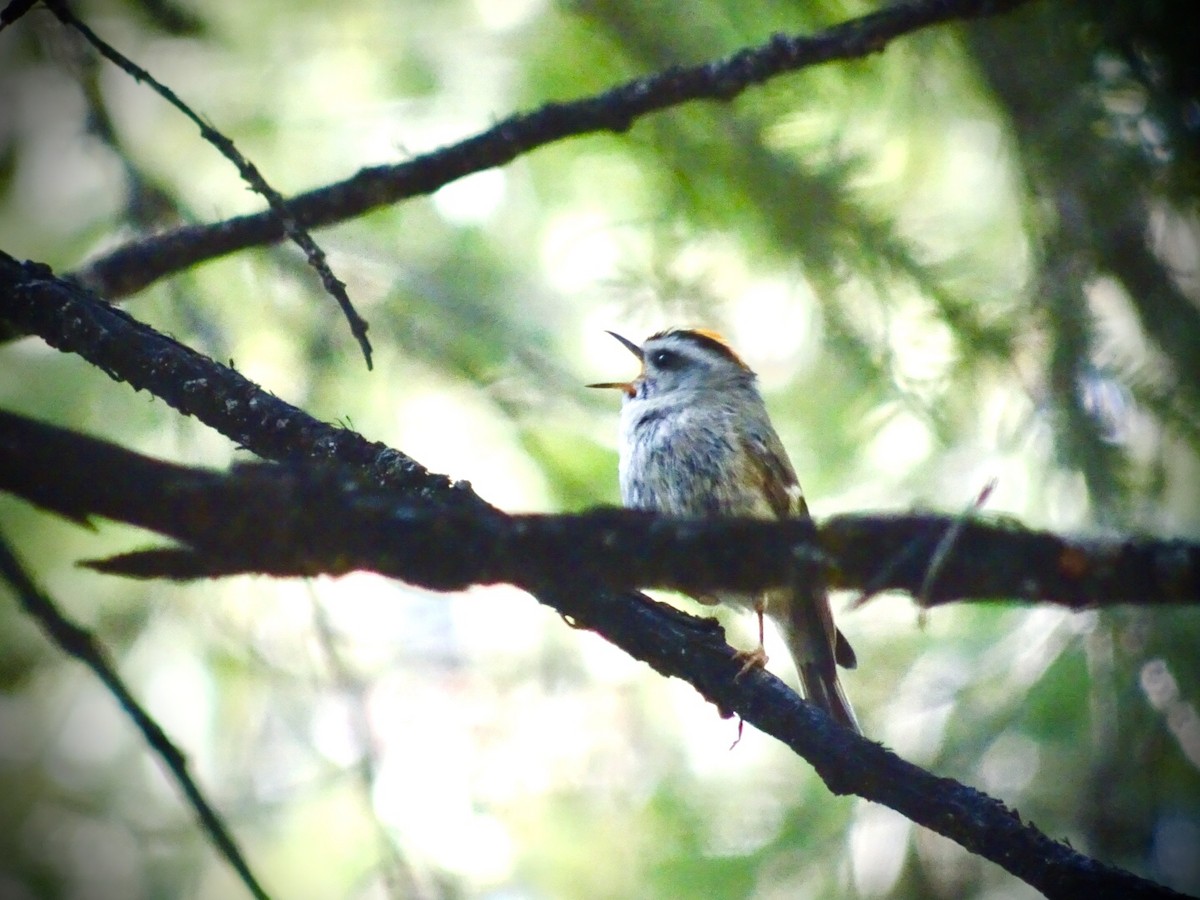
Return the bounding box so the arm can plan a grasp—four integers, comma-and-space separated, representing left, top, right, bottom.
1, 408, 1197, 609
0, 409, 1188, 900
72, 0, 1034, 299
1, 252, 1187, 898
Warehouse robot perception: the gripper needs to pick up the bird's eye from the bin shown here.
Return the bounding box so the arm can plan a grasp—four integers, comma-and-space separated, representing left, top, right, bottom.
650, 349, 680, 370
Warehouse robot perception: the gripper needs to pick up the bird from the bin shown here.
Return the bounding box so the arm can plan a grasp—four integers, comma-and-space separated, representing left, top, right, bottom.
589, 328, 859, 732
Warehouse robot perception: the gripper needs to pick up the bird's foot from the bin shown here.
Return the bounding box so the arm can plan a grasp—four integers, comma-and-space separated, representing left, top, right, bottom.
733, 645, 769, 679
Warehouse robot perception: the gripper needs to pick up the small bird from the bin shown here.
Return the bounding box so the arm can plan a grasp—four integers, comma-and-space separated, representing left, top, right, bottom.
589, 328, 859, 732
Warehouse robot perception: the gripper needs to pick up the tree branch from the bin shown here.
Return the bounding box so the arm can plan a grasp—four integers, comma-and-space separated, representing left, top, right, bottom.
4, 249, 1197, 608
0, 530, 272, 900
0, 250, 478, 506
3, 252, 1192, 896
71, 0, 1035, 300
46, 0, 373, 366
1, 2, 1187, 894
0, 411, 1189, 900
4, 244, 1195, 897
1, 407, 1196, 609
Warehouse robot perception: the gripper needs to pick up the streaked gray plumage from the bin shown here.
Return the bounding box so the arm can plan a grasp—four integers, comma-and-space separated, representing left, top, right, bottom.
593, 328, 859, 732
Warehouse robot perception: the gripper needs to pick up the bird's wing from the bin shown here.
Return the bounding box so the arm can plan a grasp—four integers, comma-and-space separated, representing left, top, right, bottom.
739, 431, 804, 520
740, 431, 857, 671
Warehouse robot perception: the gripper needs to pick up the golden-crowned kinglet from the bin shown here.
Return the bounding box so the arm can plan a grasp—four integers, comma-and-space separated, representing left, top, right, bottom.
589, 328, 859, 732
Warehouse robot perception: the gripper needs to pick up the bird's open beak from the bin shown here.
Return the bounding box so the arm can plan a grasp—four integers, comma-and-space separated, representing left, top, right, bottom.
603, 331, 644, 361
586, 331, 643, 397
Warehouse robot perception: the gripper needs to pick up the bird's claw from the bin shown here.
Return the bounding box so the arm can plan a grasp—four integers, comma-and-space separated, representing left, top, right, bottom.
733, 646, 769, 679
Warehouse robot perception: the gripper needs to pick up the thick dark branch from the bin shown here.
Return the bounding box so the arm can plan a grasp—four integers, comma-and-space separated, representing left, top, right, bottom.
0, 531, 272, 900
2, 408, 1197, 609
540, 568, 1190, 900
2, 254, 1188, 898
72, 0, 1034, 299
0, 250, 483, 511
823, 512, 1200, 609
0, 412, 1188, 900
0, 0, 36, 31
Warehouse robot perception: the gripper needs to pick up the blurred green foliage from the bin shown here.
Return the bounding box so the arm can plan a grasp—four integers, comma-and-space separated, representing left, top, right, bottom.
1, 0, 1198, 897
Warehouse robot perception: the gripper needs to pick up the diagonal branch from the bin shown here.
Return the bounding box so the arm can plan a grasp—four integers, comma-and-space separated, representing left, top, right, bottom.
71, 0, 1036, 299
0, 250, 473, 505
0, 252, 1192, 898
0, 530, 273, 900
1, 408, 1197, 608
4, 250, 1197, 608
0, 412, 1188, 900
46, 0, 373, 366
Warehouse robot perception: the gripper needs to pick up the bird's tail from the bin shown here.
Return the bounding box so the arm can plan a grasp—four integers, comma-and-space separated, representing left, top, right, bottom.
798, 661, 860, 734
784, 579, 861, 734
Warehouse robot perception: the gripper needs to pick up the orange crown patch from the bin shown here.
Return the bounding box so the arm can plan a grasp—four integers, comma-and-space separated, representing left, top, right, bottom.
650, 328, 750, 371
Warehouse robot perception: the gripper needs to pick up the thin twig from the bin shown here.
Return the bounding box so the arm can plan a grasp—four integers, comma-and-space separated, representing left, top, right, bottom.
46, 0, 373, 368
917, 477, 998, 606
850, 479, 999, 611
847, 528, 936, 611
0, 529, 272, 900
